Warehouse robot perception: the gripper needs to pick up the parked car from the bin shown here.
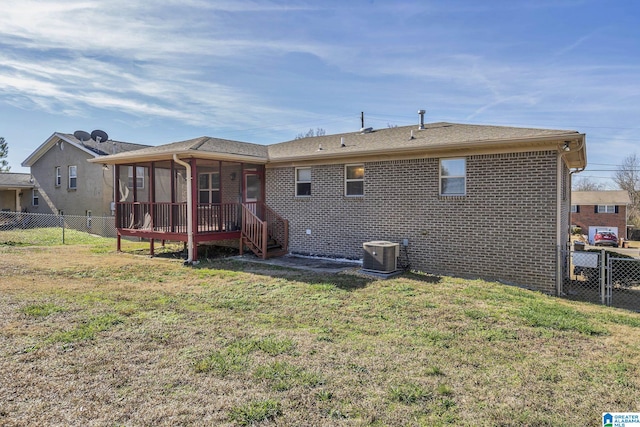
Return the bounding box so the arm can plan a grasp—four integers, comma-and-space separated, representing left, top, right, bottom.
594, 231, 618, 247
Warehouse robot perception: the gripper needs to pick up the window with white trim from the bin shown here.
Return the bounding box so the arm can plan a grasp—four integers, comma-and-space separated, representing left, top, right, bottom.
440, 158, 466, 196
345, 164, 364, 196
68, 165, 77, 189
295, 167, 311, 197
597, 205, 616, 213
32, 189, 39, 206
127, 166, 145, 189
198, 172, 220, 203
55, 166, 61, 187
571, 205, 579, 213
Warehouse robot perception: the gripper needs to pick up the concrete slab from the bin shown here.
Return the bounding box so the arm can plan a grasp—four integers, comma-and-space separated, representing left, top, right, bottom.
233, 254, 361, 273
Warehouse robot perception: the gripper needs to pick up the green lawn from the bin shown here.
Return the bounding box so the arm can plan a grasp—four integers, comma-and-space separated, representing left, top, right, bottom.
1, 238, 639, 426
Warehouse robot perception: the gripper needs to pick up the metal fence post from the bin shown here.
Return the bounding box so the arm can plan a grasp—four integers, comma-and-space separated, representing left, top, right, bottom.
556, 245, 562, 296
60, 214, 65, 244
600, 249, 606, 305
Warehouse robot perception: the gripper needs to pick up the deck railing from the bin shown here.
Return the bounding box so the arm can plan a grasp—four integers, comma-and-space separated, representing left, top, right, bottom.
241, 202, 288, 259
117, 202, 241, 234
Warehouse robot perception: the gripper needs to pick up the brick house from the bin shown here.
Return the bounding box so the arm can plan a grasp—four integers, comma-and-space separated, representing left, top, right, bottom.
94, 120, 586, 294
571, 190, 631, 241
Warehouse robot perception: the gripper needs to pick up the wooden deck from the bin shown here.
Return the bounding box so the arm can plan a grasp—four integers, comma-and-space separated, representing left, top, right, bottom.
116, 201, 288, 260
116, 201, 243, 242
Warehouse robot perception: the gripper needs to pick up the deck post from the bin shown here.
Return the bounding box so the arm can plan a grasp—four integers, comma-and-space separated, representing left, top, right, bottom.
261, 217, 268, 259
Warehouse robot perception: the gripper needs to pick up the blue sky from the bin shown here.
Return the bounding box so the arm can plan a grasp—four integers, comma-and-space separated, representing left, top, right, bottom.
1, 0, 639, 186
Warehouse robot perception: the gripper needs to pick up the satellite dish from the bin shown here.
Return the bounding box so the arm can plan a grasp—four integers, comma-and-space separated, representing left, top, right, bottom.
91, 129, 109, 143
74, 130, 91, 141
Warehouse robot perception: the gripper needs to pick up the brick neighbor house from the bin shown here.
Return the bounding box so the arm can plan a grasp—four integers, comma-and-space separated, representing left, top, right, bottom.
93, 119, 586, 294
571, 190, 631, 242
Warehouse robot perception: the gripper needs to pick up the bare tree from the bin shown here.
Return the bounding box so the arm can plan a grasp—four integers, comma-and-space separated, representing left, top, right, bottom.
572, 176, 608, 191
0, 137, 10, 172
614, 153, 640, 227
294, 128, 326, 140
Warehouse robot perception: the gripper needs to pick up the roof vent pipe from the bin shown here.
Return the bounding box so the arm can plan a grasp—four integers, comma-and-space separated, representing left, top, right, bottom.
418, 110, 426, 129
340, 137, 345, 147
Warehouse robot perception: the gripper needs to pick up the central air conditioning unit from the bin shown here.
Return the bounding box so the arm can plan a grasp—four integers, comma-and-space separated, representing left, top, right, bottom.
362, 241, 399, 273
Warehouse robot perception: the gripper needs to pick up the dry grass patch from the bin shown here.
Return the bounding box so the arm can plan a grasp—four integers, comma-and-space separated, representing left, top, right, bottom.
1, 243, 640, 425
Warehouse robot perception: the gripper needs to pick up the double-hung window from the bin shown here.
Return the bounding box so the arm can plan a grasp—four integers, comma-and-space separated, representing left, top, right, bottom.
440, 158, 466, 196
32, 189, 39, 206
68, 165, 77, 189
597, 205, 616, 213
571, 205, 579, 213
345, 164, 364, 196
198, 172, 220, 203
128, 166, 145, 189
55, 166, 61, 187
295, 167, 311, 197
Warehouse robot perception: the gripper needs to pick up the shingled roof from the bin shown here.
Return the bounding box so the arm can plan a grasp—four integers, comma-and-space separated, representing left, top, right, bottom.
22, 132, 152, 167
91, 122, 586, 169
267, 122, 583, 161
0, 173, 33, 188
93, 136, 269, 163
58, 133, 150, 156
572, 190, 631, 205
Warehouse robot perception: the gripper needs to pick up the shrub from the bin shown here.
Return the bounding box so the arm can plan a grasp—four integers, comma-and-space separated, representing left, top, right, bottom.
228, 400, 282, 425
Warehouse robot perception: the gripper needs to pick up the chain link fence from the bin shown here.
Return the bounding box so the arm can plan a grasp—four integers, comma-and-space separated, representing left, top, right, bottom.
560, 246, 640, 311
607, 257, 640, 310
0, 211, 117, 243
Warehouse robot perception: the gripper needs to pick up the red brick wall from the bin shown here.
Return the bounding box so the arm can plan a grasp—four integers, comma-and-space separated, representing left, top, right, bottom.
571, 205, 627, 239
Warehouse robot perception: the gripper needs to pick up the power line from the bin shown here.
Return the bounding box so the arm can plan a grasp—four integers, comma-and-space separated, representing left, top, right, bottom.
582, 169, 640, 172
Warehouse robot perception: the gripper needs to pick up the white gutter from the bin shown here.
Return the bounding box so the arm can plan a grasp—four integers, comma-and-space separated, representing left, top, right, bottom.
172, 154, 195, 264
556, 138, 586, 294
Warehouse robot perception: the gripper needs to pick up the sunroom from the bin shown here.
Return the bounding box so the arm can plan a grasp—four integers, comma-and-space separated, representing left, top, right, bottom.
90, 137, 288, 262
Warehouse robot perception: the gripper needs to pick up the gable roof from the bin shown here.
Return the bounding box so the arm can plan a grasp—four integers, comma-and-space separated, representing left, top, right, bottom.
572, 190, 631, 205
90, 122, 586, 169
21, 132, 151, 167
0, 172, 33, 189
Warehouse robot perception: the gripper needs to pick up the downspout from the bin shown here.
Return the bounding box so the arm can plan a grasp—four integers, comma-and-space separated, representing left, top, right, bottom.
557, 138, 586, 244
173, 154, 195, 264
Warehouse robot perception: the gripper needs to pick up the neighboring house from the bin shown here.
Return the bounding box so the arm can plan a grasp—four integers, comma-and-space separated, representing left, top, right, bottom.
21, 132, 149, 217
0, 173, 33, 212
571, 190, 631, 240
93, 120, 586, 294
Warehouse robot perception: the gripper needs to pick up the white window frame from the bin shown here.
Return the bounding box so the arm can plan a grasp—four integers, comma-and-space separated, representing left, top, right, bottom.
345, 164, 364, 197
32, 189, 39, 206
295, 167, 311, 197
127, 166, 145, 189
68, 165, 77, 189
597, 205, 616, 213
55, 166, 61, 187
198, 171, 220, 203
571, 205, 578, 213
440, 158, 466, 196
